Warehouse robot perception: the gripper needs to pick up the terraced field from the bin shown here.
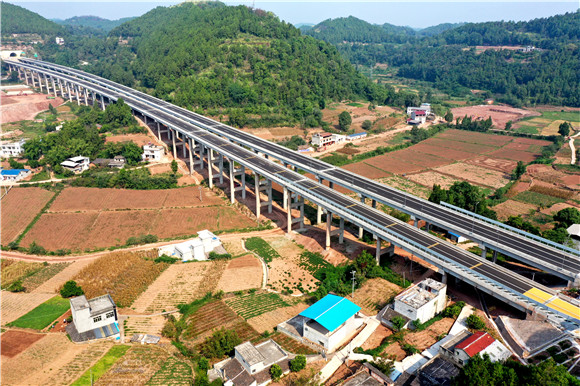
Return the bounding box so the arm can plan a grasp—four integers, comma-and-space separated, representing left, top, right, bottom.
225, 292, 289, 320
146, 356, 192, 385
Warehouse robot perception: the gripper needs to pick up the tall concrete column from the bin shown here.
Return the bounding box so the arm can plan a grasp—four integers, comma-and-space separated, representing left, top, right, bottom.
75, 84, 81, 105
339, 218, 345, 244
241, 166, 246, 199
255, 174, 261, 221
267, 180, 273, 214
188, 138, 195, 175
326, 211, 332, 250
283, 185, 288, 210
44, 76, 50, 93
492, 250, 498, 263
376, 237, 382, 264
171, 129, 177, 159
207, 147, 214, 189
372, 199, 377, 209
24, 70, 29, 86
157, 122, 161, 140
441, 272, 448, 284
182, 137, 187, 158
481, 246, 487, 259
37, 73, 43, 91
317, 176, 323, 224
219, 154, 224, 184
100, 93, 105, 110
84, 88, 88, 105
229, 160, 235, 204
413, 216, 419, 228
67, 83, 73, 102
287, 191, 292, 234
359, 194, 366, 239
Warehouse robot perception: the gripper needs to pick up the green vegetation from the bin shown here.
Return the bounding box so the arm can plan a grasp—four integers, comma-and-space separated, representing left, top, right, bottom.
453, 355, 580, 386
55, 16, 135, 33
154, 255, 180, 264
270, 364, 283, 381
277, 135, 306, 150
370, 357, 395, 376
298, 251, 333, 274
208, 251, 233, 260
1, 2, 65, 35
7, 296, 70, 330
338, 111, 352, 131
125, 234, 158, 246
71, 345, 131, 386
513, 191, 565, 207
290, 355, 307, 372
429, 181, 497, 219
198, 328, 241, 359
60, 280, 84, 298
391, 316, 406, 331
245, 237, 280, 263
225, 292, 289, 320
146, 356, 193, 385
466, 314, 486, 330
71, 167, 178, 190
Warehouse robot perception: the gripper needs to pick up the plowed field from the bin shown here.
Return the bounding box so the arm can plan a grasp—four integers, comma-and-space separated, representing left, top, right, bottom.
1, 187, 54, 244
1, 330, 45, 358
217, 254, 262, 293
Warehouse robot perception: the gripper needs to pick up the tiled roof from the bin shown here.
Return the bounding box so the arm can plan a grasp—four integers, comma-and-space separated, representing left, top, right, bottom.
455, 331, 495, 357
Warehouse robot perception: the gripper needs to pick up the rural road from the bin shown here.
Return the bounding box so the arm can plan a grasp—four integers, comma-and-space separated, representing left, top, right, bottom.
569, 131, 580, 165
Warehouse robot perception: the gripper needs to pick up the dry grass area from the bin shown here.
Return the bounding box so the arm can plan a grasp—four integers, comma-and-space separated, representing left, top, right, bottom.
322, 101, 398, 131
403, 317, 455, 351
450, 105, 539, 129
131, 260, 225, 313
347, 278, 402, 316
70, 250, 169, 308
105, 133, 157, 147
247, 303, 308, 333
263, 236, 319, 295
1, 187, 54, 244
1, 260, 44, 289
435, 163, 510, 189
492, 200, 538, 220
378, 176, 431, 199
31, 259, 95, 295
408, 171, 463, 189
1, 291, 54, 324
217, 254, 262, 293
123, 314, 167, 336
1, 333, 112, 386
96, 345, 169, 385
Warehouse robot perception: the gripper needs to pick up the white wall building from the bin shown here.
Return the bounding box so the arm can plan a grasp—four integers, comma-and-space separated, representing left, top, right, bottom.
331, 134, 346, 144
142, 143, 164, 161
1, 168, 30, 182
61, 156, 90, 173
407, 103, 432, 115
55, 37, 65, 45
70, 294, 118, 335
0, 139, 26, 158
440, 330, 511, 366
158, 230, 222, 261
346, 132, 367, 142
311, 132, 334, 147
394, 278, 447, 324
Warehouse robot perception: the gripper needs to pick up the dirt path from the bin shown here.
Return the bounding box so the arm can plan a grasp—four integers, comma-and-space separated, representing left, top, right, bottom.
569, 131, 580, 165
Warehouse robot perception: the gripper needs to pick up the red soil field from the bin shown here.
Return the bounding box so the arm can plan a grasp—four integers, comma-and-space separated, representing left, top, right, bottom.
464, 156, 517, 173
1, 331, 45, 358
426, 137, 498, 154
488, 148, 540, 163
409, 143, 474, 161
164, 186, 224, 207
218, 207, 256, 229
153, 207, 220, 239
365, 155, 427, 175
105, 134, 156, 147
0, 94, 65, 124
436, 129, 512, 147
504, 140, 549, 153
103, 189, 167, 210
21, 212, 98, 250
84, 210, 158, 249
343, 163, 392, 179
385, 147, 450, 168
1, 187, 54, 244
49, 187, 112, 212
450, 105, 539, 129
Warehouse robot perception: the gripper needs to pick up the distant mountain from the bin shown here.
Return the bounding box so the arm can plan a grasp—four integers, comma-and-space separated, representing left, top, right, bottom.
1, 2, 65, 35
54, 16, 136, 33
416, 22, 464, 36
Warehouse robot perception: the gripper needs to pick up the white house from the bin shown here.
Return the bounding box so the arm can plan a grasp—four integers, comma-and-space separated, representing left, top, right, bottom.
0, 139, 26, 157
407, 103, 432, 115
157, 230, 222, 261
142, 143, 164, 161
346, 132, 367, 142
411, 110, 427, 124
55, 37, 65, 45
1, 168, 30, 182
61, 156, 90, 173
331, 133, 346, 145
299, 294, 363, 352
212, 339, 288, 386
311, 132, 334, 147
440, 330, 511, 366
448, 232, 469, 243
393, 279, 447, 325
69, 294, 120, 341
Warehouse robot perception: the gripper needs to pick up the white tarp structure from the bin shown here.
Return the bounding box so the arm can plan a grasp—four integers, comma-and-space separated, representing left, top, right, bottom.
158, 230, 222, 261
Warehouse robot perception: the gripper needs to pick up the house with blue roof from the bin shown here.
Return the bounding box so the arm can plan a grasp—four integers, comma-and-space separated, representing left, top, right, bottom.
294, 294, 364, 352
1, 168, 31, 182
346, 132, 367, 142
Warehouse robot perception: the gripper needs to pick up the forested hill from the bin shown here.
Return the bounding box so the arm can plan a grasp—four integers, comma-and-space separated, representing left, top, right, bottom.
1, 2, 65, 35
73, 2, 387, 128
54, 16, 135, 33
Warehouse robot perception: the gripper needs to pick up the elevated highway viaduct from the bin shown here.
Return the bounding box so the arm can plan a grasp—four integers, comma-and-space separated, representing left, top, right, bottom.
7, 59, 580, 328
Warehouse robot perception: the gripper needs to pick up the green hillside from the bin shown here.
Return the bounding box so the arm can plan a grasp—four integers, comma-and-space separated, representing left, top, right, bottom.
54, 16, 135, 33
1, 2, 65, 35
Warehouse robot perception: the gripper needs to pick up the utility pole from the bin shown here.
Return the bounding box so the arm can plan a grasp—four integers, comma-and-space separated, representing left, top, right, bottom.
199, 186, 202, 202
351, 270, 356, 298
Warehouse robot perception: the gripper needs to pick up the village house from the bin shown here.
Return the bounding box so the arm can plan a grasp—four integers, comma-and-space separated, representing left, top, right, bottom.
332, 133, 346, 145
142, 143, 164, 161
407, 103, 432, 115
60, 156, 90, 173
67, 294, 120, 342
55, 37, 65, 45
92, 155, 127, 168
439, 330, 511, 366
211, 339, 289, 386
410, 110, 427, 124
311, 132, 334, 147
0, 139, 26, 158
346, 132, 367, 142
381, 278, 447, 329
1, 168, 31, 182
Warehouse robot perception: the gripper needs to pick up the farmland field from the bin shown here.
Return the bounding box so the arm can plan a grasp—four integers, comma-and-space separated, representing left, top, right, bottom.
146, 356, 192, 385
1, 291, 55, 324
1, 330, 45, 358
450, 105, 539, 129
225, 292, 289, 320
21, 212, 98, 250
217, 254, 262, 293
1, 187, 54, 244
514, 110, 580, 135
408, 171, 463, 189
71, 250, 169, 307
21, 263, 71, 293
513, 191, 566, 207
491, 200, 538, 220
182, 300, 260, 344
6, 296, 70, 330
434, 163, 510, 189
92, 345, 168, 385
70, 345, 131, 386
343, 162, 391, 179
349, 278, 402, 316
247, 303, 309, 333
266, 237, 319, 294
1, 260, 44, 290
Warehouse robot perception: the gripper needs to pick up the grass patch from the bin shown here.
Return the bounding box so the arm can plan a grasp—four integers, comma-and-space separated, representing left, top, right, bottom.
513, 191, 566, 207
6, 296, 70, 330
21, 262, 71, 292
298, 251, 332, 275
1, 260, 45, 290
245, 237, 280, 263
146, 356, 192, 385
70, 345, 131, 386
225, 292, 289, 320
29, 170, 51, 182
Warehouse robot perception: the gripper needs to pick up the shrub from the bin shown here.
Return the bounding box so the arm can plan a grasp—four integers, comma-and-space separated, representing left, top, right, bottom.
154, 255, 180, 264
198, 357, 209, 371
7, 280, 24, 292
401, 343, 419, 355
391, 316, 406, 331
466, 314, 486, 330
28, 241, 47, 255
208, 251, 232, 260
60, 280, 84, 298
441, 301, 465, 318
290, 355, 306, 372
199, 328, 241, 359
371, 357, 394, 376
270, 364, 283, 381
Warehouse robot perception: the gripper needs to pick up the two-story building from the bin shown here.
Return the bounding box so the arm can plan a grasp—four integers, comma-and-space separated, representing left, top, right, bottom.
142, 143, 165, 161
68, 294, 120, 342
61, 156, 90, 173
394, 279, 446, 325
0, 139, 26, 158
407, 103, 432, 115
440, 330, 511, 366
311, 132, 334, 148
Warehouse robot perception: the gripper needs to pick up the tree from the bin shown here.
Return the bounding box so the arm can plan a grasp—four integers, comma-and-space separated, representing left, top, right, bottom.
511, 161, 526, 180
444, 110, 454, 123
371, 357, 394, 376
199, 328, 241, 359
553, 207, 580, 228
270, 364, 283, 381
391, 316, 406, 331
60, 280, 84, 298
171, 159, 178, 174
362, 119, 372, 131
558, 121, 571, 137
429, 184, 448, 204
48, 103, 58, 115
466, 314, 486, 330
290, 355, 307, 372
505, 120, 513, 130
338, 111, 352, 131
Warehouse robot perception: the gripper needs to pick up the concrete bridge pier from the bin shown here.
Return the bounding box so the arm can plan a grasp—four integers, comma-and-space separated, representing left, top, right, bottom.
325, 212, 345, 250
156, 122, 162, 139
481, 246, 487, 259
74, 84, 81, 105
207, 147, 214, 188
37, 73, 43, 91
316, 176, 325, 224
286, 191, 305, 233
492, 249, 498, 263
188, 138, 195, 174
67, 83, 73, 103
358, 194, 366, 239
44, 75, 50, 94
23, 70, 29, 86
51, 78, 57, 97
83, 88, 88, 106
376, 237, 382, 263
234, 165, 246, 199
228, 159, 236, 204
218, 154, 224, 184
